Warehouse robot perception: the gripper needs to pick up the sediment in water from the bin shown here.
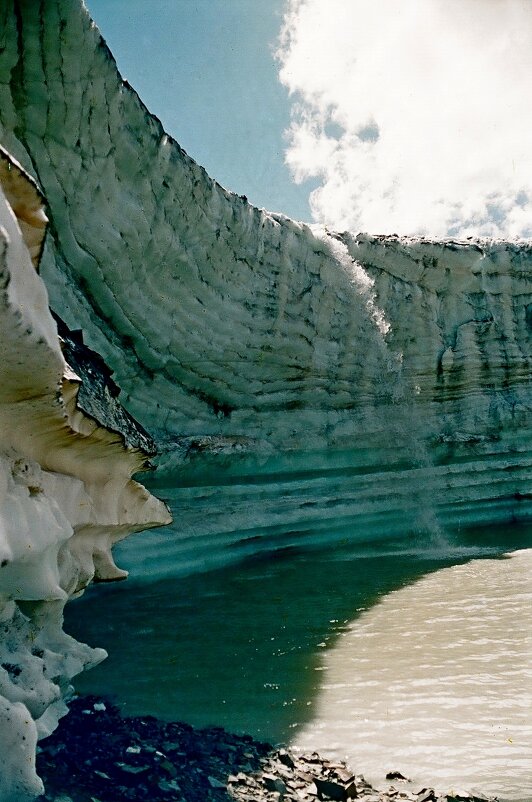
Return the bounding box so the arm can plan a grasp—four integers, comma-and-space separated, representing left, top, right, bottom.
37, 696, 496, 802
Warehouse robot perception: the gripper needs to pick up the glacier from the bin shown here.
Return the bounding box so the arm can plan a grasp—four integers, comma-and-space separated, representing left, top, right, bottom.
0, 146, 169, 798
0, 0, 531, 798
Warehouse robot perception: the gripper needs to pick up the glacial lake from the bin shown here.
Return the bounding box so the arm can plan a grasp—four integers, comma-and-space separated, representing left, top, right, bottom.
65, 460, 532, 801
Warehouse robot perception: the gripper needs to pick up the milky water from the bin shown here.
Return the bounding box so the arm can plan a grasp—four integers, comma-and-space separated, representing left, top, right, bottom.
293, 549, 532, 801
66, 496, 532, 802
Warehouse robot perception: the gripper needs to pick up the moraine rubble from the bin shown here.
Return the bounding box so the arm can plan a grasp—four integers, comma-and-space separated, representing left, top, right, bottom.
0, 0, 530, 798
37, 697, 495, 802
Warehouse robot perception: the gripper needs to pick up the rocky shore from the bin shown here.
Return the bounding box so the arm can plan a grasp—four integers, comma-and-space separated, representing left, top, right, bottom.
36, 697, 495, 802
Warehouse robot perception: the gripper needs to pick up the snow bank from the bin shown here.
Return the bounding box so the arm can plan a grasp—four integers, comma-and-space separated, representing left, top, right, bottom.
0, 148, 170, 799
1, 3, 529, 530
0, 1, 531, 794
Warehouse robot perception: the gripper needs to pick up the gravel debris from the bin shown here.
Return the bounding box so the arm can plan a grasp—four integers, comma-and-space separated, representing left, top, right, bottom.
36, 696, 497, 802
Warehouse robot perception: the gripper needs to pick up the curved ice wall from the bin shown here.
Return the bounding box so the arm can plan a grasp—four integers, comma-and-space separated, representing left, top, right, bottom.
0, 0, 531, 795
1, 0, 531, 541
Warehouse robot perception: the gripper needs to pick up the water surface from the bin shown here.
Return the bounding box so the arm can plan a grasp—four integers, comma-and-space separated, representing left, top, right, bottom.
65, 460, 532, 801
294, 549, 532, 801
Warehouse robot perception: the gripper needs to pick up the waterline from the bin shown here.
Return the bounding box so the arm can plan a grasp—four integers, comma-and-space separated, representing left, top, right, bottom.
293, 549, 532, 801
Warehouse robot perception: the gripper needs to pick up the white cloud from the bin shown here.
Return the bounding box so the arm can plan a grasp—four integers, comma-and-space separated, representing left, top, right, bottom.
276, 0, 532, 238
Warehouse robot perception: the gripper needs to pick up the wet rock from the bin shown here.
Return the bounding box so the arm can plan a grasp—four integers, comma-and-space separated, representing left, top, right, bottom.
208, 777, 227, 789
417, 790, 436, 802
36, 695, 500, 802
159, 758, 179, 778
114, 763, 150, 775
263, 774, 288, 796
277, 749, 296, 769
314, 777, 349, 801
157, 778, 182, 793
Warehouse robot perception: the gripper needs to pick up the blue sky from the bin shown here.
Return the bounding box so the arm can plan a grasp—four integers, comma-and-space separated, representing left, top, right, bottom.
86, 0, 315, 221
87, 1, 532, 239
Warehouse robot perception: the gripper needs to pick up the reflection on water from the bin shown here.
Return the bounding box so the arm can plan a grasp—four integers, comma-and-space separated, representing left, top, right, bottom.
294, 549, 532, 801
65, 447, 532, 802
67, 521, 531, 755
67, 542, 470, 740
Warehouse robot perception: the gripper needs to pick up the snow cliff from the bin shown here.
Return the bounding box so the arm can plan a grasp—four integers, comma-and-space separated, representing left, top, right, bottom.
0, 0, 531, 796
0, 147, 170, 799
1, 3, 529, 438
2, 0, 530, 524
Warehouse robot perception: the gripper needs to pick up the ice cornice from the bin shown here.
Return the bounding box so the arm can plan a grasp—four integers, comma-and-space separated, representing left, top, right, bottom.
0, 144, 170, 800
0, 145, 47, 268
0, 1, 530, 797
0, 0, 530, 456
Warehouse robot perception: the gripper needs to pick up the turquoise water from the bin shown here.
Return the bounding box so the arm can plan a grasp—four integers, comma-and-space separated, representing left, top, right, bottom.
65, 492, 532, 743
64, 451, 532, 798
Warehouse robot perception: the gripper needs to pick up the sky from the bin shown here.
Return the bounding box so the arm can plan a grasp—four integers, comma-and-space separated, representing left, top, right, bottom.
86, 0, 317, 222
87, 0, 532, 239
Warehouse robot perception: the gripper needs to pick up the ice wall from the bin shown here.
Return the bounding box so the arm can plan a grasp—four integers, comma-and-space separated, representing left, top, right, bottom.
1, 0, 530, 538
0, 0, 530, 795
0, 1, 402, 446
0, 147, 170, 799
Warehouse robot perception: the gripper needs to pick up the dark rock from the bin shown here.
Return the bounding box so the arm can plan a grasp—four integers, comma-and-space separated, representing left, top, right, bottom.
314, 777, 349, 801
35, 695, 500, 802
302, 752, 323, 764
386, 772, 410, 782
159, 758, 178, 778
114, 763, 150, 775
277, 749, 295, 769
335, 768, 356, 785
345, 780, 358, 799
207, 777, 226, 789
54, 314, 157, 456
263, 774, 287, 795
